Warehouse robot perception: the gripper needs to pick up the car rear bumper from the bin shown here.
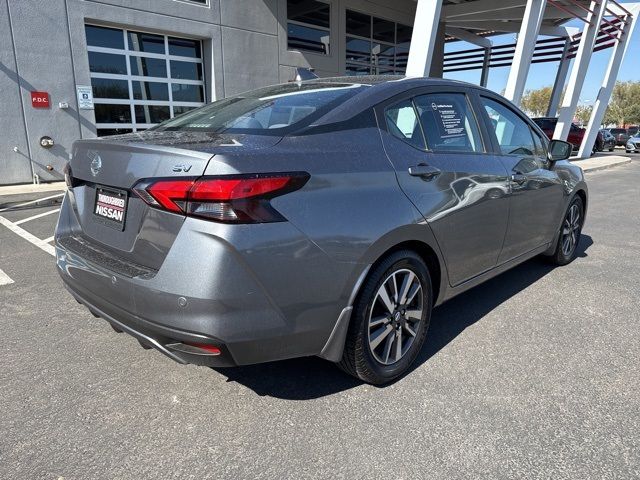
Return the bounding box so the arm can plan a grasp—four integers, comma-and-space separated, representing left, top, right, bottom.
61, 276, 237, 367
55, 192, 358, 368
56, 237, 350, 367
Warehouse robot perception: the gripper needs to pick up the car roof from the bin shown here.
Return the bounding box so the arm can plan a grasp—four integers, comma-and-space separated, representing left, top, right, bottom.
313, 74, 461, 83
309, 75, 479, 90
307, 75, 495, 126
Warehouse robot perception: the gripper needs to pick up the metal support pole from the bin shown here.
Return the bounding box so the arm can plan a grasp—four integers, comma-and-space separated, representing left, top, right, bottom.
547, 39, 572, 116
406, 0, 444, 77
429, 22, 446, 78
578, 4, 638, 157
553, 0, 608, 141
445, 26, 493, 86
504, 0, 548, 106
480, 47, 491, 87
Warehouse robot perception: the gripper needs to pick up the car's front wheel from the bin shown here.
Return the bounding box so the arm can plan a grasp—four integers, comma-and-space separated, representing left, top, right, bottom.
339, 250, 432, 385
548, 196, 584, 266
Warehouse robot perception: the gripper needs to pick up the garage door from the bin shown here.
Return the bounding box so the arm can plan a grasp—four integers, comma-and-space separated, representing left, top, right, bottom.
85, 25, 206, 136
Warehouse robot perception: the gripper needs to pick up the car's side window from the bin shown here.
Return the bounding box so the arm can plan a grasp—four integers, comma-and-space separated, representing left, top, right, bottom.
531, 128, 547, 158
384, 99, 426, 150
481, 97, 536, 156
413, 93, 483, 153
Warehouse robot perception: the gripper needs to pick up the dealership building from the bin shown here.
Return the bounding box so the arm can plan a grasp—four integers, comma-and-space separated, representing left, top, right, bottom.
1, 0, 637, 185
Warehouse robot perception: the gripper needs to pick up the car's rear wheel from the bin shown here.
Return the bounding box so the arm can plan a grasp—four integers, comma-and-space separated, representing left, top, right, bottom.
339, 250, 432, 385
548, 196, 584, 266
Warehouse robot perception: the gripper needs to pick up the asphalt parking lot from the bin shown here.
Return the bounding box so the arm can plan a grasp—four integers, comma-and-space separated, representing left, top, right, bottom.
1, 154, 639, 479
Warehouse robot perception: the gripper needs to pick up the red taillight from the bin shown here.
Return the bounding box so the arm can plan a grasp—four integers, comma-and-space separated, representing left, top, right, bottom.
133, 173, 308, 223
189, 177, 291, 201
145, 179, 195, 213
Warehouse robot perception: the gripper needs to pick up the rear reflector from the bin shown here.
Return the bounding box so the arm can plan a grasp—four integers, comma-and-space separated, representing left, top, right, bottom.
133, 173, 308, 223
186, 343, 221, 355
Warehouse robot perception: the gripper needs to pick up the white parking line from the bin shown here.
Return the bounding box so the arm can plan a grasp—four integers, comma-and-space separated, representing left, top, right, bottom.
0, 268, 14, 286
43, 236, 55, 244
0, 192, 64, 213
14, 208, 61, 225
0, 215, 56, 257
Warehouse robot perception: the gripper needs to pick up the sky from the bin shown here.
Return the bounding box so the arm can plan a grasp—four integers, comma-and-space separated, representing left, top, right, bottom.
443, 0, 639, 106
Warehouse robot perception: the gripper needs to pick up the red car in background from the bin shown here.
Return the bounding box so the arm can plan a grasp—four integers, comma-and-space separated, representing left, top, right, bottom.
533, 117, 603, 155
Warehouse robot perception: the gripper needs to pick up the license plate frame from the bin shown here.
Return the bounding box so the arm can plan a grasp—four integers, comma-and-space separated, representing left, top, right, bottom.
93, 186, 128, 231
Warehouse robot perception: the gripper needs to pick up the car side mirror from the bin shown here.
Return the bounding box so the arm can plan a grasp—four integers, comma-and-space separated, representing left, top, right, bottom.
548, 140, 572, 162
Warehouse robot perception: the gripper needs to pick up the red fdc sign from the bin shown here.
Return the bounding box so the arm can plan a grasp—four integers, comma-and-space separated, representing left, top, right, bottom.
31, 91, 50, 108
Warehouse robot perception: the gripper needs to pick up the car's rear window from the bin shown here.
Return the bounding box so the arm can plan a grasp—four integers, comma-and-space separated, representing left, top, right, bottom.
153, 82, 367, 135
610, 128, 627, 134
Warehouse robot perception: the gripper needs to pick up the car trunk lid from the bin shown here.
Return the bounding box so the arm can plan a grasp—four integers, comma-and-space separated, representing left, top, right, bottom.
67, 132, 282, 271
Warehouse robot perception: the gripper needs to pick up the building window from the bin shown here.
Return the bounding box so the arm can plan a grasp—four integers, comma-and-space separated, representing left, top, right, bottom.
175, 0, 208, 5
287, 0, 331, 55
345, 10, 412, 76
85, 25, 206, 136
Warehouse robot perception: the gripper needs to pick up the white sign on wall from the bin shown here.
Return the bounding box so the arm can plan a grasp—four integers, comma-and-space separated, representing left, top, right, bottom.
76, 85, 94, 110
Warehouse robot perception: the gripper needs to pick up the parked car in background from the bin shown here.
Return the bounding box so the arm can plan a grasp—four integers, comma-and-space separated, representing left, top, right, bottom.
627, 125, 639, 137
625, 132, 640, 153
600, 129, 616, 151
609, 128, 629, 146
56, 76, 587, 385
533, 117, 603, 155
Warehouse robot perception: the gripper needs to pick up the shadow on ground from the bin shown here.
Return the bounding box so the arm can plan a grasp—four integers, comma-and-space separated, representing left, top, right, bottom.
0, 195, 63, 212
215, 236, 593, 400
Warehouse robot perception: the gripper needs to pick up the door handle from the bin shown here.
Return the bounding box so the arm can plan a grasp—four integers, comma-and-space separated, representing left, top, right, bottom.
510, 173, 527, 185
408, 164, 441, 180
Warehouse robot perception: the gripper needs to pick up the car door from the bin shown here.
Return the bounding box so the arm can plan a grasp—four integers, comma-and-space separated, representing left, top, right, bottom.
377, 87, 510, 287
477, 94, 565, 263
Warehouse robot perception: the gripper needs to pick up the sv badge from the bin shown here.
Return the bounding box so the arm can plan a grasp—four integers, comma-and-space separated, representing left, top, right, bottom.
172, 164, 193, 173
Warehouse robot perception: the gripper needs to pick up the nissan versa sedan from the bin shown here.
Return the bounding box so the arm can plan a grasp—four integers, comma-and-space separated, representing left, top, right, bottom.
56, 76, 587, 385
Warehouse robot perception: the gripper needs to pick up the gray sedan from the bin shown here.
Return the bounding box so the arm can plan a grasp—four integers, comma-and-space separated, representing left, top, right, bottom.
56, 76, 587, 384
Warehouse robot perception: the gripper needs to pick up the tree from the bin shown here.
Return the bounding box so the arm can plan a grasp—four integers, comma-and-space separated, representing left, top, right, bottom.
603, 81, 640, 127
575, 105, 593, 125
521, 86, 553, 117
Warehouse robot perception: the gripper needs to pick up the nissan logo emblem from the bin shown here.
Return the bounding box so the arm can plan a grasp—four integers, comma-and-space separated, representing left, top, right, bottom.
89, 152, 102, 177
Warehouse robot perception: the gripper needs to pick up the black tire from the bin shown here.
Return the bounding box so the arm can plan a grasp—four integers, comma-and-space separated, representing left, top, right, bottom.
548, 196, 584, 266
626, 150, 632, 154
339, 250, 432, 385
609, 148, 614, 152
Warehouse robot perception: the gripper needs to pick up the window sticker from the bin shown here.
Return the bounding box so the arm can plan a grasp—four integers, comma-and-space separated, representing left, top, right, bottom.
431, 102, 466, 139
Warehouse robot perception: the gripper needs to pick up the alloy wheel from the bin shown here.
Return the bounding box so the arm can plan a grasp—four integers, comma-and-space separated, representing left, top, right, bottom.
367, 269, 423, 366
561, 203, 581, 257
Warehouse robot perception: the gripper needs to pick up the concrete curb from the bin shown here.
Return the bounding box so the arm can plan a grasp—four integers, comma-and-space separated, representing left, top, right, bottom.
0, 182, 66, 197
571, 156, 632, 173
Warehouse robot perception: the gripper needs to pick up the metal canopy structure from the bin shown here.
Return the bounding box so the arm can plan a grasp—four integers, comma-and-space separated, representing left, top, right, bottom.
407, 0, 639, 157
